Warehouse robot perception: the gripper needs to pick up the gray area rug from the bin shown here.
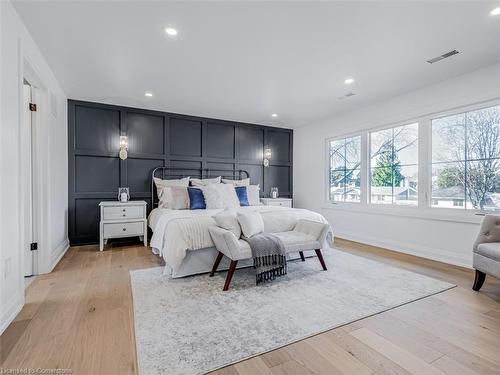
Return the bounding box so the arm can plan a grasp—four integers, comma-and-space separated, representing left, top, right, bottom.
130, 249, 454, 375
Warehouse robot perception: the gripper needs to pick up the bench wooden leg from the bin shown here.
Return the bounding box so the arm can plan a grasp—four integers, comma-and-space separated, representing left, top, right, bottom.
472, 270, 486, 291
315, 249, 327, 271
299, 251, 305, 262
223, 260, 238, 291
210, 251, 224, 277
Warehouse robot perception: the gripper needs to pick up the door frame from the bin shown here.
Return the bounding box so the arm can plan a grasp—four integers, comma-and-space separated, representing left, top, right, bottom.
21, 81, 35, 277
20, 59, 47, 277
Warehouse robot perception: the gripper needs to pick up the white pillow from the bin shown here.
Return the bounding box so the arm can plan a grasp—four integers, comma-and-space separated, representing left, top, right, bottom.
201, 184, 240, 209
237, 211, 264, 238
247, 185, 261, 206
190, 176, 221, 186
154, 176, 190, 199
213, 210, 241, 239
222, 178, 250, 186
159, 186, 189, 209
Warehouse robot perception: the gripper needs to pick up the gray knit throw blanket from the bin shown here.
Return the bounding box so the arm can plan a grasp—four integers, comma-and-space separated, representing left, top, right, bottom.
244, 233, 287, 285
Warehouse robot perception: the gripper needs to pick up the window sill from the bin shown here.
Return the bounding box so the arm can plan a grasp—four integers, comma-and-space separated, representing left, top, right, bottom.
321, 202, 484, 225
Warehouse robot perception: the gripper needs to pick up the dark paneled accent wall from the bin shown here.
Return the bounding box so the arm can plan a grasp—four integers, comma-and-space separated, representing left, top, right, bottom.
68, 100, 293, 245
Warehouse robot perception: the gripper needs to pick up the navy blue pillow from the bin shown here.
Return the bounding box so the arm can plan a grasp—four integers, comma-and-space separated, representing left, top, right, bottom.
235, 186, 249, 206
187, 187, 206, 209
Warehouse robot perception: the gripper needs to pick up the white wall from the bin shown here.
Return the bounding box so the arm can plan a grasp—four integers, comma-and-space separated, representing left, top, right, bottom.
0, 0, 68, 334
295, 62, 500, 268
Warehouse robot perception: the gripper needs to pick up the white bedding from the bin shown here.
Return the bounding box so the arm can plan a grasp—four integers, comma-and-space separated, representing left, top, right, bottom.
148, 206, 333, 274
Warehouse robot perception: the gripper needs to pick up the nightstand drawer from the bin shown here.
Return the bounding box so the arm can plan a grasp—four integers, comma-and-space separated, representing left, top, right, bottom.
260, 198, 293, 208
103, 205, 144, 220
266, 201, 292, 207
103, 222, 144, 238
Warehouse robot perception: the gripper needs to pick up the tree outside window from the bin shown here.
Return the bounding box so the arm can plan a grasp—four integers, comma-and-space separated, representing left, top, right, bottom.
329, 136, 361, 202
370, 124, 418, 205
432, 105, 500, 211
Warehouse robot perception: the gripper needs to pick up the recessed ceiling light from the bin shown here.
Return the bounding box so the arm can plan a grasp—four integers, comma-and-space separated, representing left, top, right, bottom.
491, 7, 500, 15
145, 92, 153, 97
165, 27, 178, 36
344, 78, 355, 85
271, 113, 278, 118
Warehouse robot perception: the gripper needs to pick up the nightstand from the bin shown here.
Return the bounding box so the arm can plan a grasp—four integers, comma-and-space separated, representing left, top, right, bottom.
99, 201, 147, 251
260, 198, 293, 208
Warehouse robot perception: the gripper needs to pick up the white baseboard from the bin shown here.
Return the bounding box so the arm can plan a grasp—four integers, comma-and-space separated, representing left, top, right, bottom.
335, 230, 472, 269
0, 240, 69, 334
0, 292, 23, 335
50, 238, 69, 272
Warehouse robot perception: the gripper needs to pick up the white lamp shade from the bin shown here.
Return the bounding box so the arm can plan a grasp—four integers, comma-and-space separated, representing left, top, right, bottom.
264, 148, 272, 159
120, 136, 128, 148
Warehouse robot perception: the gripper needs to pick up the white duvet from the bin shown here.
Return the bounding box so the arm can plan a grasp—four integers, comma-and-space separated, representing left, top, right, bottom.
148, 205, 333, 273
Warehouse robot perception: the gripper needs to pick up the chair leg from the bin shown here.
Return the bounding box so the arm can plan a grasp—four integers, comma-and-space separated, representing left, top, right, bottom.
210, 251, 224, 277
299, 251, 305, 262
223, 260, 238, 291
472, 270, 486, 291
314, 249, 327, 271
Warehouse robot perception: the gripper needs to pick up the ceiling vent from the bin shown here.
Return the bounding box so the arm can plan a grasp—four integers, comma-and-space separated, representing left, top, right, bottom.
427, 49, 459, 64
337, 92, 356, 100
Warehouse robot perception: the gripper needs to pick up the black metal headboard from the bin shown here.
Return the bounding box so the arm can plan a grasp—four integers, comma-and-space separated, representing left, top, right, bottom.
151, 167, 250, 207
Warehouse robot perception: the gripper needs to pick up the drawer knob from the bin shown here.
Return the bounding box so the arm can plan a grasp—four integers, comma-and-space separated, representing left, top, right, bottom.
122, 228, 126, 231
122, 209, 126, 212
122, 214, 126, 217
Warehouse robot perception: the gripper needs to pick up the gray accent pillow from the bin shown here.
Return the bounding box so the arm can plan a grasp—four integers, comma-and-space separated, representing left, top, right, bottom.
159, 186, 189, 209
154, 176, 190, 200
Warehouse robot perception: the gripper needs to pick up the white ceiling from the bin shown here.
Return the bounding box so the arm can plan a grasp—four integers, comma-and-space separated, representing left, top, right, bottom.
12, 1, 500, 128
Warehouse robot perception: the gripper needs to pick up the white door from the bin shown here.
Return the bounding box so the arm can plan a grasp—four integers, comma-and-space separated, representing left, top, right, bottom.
22, 83, 35, 277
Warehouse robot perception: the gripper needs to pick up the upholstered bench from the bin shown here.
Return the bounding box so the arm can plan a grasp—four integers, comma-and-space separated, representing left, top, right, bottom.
208, 219, 330, 291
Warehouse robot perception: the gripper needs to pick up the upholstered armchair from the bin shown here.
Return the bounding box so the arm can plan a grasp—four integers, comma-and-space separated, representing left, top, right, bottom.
472, 214, 500, 291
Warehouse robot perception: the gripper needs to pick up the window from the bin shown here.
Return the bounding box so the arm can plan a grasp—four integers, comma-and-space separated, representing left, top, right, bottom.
370, 123, 418, 205
325, 100, 500, 219
431, 104, 500, 211
328, 135, 361, 202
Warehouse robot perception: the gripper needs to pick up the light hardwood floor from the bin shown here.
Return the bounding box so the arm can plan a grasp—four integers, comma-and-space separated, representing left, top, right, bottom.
1, 239, 499, 374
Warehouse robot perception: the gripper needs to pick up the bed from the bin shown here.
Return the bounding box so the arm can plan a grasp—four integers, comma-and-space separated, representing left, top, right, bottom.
148, 167, 333, 278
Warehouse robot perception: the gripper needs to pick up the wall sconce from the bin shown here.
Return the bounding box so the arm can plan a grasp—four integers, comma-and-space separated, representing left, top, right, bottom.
263, 148, 272, 167
119, 135, 128, 160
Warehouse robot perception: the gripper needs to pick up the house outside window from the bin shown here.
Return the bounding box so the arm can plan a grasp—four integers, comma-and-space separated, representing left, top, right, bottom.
431, 104, 500, 211
370, 123, 418, 205
328, 135, 361, 202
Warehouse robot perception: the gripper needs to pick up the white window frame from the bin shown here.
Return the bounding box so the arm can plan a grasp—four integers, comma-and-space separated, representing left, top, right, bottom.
429, 100, 500, 214
325, 132, 363, 204
368, 121, 420, 207
323, 97, 500, 224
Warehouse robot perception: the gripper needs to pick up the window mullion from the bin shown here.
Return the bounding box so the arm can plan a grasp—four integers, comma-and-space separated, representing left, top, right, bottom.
464, 113, 468, 209
343, 140, 347, 202
419, 118, 431, 208
360, 132, 369, 205
326, 140, 330, 202
391, 128, 395, 204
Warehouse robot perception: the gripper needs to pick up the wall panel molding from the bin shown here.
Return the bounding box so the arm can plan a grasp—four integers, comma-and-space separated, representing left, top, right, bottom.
68, 100, 293, 245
